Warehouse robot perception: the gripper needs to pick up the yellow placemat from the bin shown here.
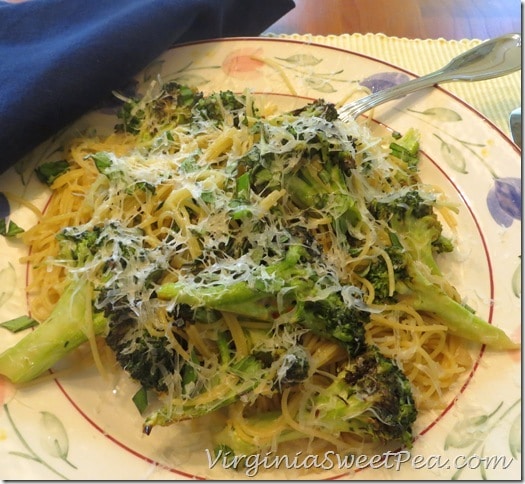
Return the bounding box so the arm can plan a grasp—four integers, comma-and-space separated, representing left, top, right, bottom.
264, 33, 521, 137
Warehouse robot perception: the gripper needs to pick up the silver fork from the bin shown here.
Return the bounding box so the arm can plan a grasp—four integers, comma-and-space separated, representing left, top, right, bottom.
339, 33, 522, 122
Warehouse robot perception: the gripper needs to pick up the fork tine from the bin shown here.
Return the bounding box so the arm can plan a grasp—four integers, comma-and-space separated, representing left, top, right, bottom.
339, 90, 386, 121
338, 99, 365, 122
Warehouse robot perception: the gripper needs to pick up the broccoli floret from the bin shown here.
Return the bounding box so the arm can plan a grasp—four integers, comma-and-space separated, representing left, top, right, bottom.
364, 244, 407, 302
290, 99, 339, 122
0, 278, 108, 384
390, 128, 420, 167
370, 190, 447, 275
115, 81, 202, 137
193, 90, 247, 127
432, 233, 455, 254
369, 190, 519, 350
285, 153, 361, 238
104, 301, 220, 395
283, 107, 362, 237
104, 309, 178, 393
231, 100, 362, 242
212, 344, 416, 458
57, 225, 103, 264
308, 345, 416, 446
295, 294, 369, 358
275, 345, 311, 387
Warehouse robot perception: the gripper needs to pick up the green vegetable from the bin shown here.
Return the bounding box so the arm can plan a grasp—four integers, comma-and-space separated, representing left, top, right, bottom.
157, 244, 369, 358
35, 159, 70, 186
0, 315, 38, 333
213, 345, 417, 455
390, 127, 420, 167
369, 189, 518, 350
143, 356, 264, 433
236, 99, 363, 245
0, 278, 107, 383
105, 321, 178, 393
308, 345, 416, 445
115, 81, 202, 138
0, 219, 24, 237
132, 386, 149, 415
275, 345, 310, 387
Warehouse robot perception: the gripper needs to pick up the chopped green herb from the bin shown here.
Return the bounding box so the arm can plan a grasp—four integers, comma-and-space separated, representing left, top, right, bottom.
126, 182, 156, 195
200, 190, 215, 204
35, 159, 70, 186
132, 386, 149, 414
0, 315, 38, 333
179, 155, 199, 173
90, 152, 113, 174
0, 219, 24, 237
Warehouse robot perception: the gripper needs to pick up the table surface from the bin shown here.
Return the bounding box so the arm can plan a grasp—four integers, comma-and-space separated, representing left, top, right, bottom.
265, 0, 522, 40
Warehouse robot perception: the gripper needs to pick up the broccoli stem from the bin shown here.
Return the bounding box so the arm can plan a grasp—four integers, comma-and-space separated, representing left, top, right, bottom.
371, 190, 519, 352
398, 268, 519, 350
143, 356, 263, 433
156, 245, 309, 322
390, 128, 420, 166
158, 245, 369, 358
0, 279, 107, 383
157, 280, 276, 321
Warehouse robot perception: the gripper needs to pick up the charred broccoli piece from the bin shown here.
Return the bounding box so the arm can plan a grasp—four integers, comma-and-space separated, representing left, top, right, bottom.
212, 344, 417, 459
369, 190, 452, 275
295, 294, 368, 358
193, 90, 248, 127
284, 151, 362, 239
275, 345, 311, 387
115, 81, 202, 137
104, 309, 178, 393
368, 189, 519, 349
231, 99, 362, 241
389, 128, 420, 168
290, 98, 339, 121
310, 345, 416, 446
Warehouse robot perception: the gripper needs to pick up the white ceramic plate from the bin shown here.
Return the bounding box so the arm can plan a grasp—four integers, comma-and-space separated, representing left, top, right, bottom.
0, 38, 521, 480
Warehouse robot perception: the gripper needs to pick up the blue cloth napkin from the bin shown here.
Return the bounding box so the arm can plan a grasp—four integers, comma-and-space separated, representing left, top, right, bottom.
0, 0, 295, 173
